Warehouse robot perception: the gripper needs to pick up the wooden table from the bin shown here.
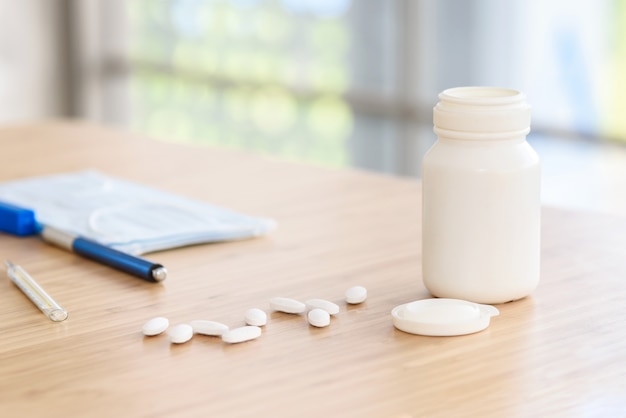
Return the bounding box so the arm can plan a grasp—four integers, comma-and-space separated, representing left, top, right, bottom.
1, 121, 625, 417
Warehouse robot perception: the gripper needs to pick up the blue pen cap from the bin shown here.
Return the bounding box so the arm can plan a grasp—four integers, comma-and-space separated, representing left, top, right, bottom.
0, 201, 40, 236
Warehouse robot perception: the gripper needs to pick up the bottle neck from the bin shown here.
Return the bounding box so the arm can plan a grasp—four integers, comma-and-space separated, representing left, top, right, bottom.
434, 126, 530, 142
433, 87, 531, 140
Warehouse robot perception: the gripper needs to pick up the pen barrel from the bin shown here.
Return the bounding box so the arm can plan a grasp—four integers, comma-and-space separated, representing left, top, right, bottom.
72, 238, 164, 282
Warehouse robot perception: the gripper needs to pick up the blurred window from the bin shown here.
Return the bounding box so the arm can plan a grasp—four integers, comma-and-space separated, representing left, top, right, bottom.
92, 0, 408, 171
78, 0, 626, 176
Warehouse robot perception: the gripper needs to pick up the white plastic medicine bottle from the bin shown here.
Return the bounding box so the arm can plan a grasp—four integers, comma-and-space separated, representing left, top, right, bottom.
422, 87, 540, 304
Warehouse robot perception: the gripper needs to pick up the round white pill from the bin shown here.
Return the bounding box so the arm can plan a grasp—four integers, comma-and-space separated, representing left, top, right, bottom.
308, 308, 331, 328
305, 298, 340, 315
245, 308, 267, 326
169, 324, 193, 344
190, 320, 229, 336
142, 317, 169, 336
270, 297, 306, 314
345, 286, 367, 304
222, 326, 262, 344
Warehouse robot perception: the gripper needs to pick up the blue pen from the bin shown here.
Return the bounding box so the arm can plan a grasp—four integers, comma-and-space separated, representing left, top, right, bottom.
40, 226, 167, 282
0, 201, 166, 283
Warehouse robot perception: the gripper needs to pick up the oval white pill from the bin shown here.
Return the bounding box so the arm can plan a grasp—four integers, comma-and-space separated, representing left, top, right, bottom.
308, 308, 331, 328
222, 326, 262, 344
190, 320, 229, 336
270, 297, 306, 314
345, 286, 367, 304
169, 324, 193, 344
245, 308, 267, 326
142, 317, 169, 336
305, 298, 340, 315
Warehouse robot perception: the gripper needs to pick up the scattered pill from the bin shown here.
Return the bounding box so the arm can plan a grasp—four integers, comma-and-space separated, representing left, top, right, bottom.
345, 286, 367, 304
222, 326, 262, 344
169, 324, 193, 344
270, 297, 306, 314
190, 320, 229, 336
308, 308, 331, 328
305, 298, 340, 315
245, 308, 267, 326
142, 317, 169, 336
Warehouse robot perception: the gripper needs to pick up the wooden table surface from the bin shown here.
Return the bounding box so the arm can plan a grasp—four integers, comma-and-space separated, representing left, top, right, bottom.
1, 121, 625, 417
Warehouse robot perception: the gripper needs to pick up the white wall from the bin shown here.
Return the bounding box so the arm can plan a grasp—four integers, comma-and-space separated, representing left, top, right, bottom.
0, 0, 67, 123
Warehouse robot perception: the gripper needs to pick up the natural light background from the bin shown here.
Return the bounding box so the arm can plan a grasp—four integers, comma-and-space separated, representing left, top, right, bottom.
3, 0, 625, 176
84, 0, 626, 176
128, 0, 357, 166
91, 0, 410, 173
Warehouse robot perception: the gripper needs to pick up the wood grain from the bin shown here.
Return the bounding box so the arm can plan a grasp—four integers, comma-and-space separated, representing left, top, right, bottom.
1, 121, 625, 417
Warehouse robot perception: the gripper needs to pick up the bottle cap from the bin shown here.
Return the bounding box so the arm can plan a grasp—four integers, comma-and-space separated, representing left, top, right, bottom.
391, 298, 499, 336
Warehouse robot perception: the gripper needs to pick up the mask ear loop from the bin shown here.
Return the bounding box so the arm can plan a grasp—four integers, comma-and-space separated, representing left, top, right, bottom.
86, 203, 136, 238
87, 200, 218, 243
86, 202, 157, 255
87, 198, 277, 255
61, 171, 115, 198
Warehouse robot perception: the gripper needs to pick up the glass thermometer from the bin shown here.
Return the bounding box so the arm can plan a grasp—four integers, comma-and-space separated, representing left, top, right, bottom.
5, 260, 68, 322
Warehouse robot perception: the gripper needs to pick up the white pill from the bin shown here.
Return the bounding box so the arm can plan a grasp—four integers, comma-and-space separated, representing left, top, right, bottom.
345, 286, 367, 304
245, 308, 267, 326
222, 326, 262, 344
308, 308, 331, 328
142, 317, 169, 336
305, 298, 340, 315
169, 324, 193, 344
270, 297, 306, 314
190, 320, 229, 336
